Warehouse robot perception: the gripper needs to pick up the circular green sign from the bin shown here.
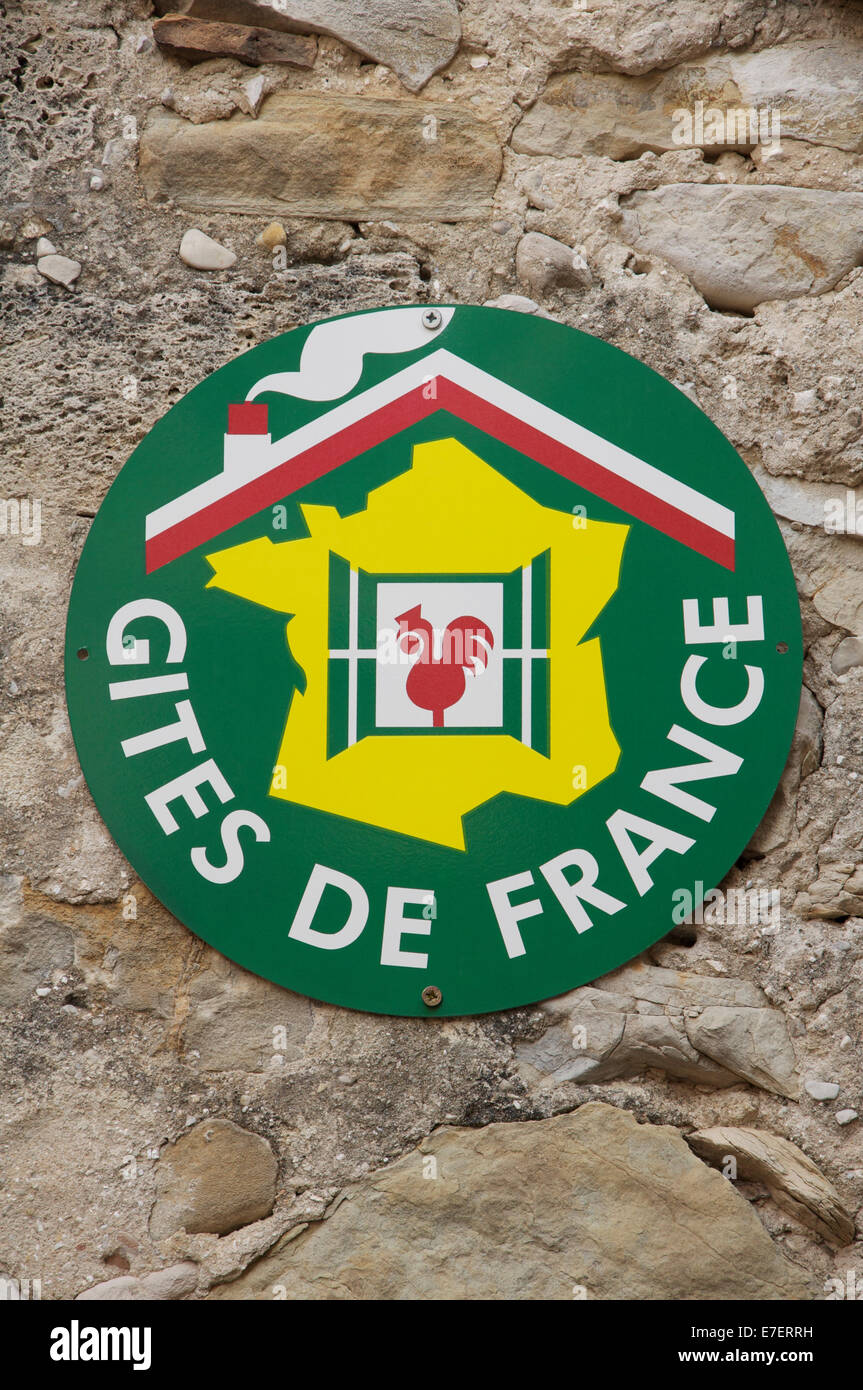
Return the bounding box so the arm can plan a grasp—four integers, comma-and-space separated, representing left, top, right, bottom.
65, 305, 801, 1017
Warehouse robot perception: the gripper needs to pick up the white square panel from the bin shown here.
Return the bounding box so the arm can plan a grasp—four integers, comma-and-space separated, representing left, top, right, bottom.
375, 581, 504, 728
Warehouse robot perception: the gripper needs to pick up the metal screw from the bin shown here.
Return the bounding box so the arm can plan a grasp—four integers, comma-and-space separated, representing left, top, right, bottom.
421, 985, 442, 1008
422, 308, 442, 331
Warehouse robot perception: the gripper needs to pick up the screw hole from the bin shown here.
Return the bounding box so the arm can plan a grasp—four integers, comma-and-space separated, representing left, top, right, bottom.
77, 647, 89, 660
776, 642, 788, 654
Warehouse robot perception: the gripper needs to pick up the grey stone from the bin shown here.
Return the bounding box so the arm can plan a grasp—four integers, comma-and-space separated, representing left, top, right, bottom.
516, 231, 592, 295
832, 637, 863, 676
36, 254, 81, 288
805, 1078, 840, 1101
519, 965, 799, 1094
0, 876, 74, 1007
620, 186, 863, 312
517, 984, 738, 1088
685, 1007, 800, 1098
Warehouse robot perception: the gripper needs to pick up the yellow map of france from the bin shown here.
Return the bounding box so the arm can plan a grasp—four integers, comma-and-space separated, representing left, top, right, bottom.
206, 437, 628, 850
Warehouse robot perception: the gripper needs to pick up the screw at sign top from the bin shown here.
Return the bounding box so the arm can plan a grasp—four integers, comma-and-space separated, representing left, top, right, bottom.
422, 308, 443, 330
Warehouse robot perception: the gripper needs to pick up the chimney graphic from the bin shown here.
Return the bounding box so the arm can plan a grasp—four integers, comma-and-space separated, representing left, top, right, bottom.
224, 402, 270, 475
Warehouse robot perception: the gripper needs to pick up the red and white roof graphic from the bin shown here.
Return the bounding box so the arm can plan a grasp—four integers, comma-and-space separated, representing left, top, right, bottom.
144, 348, 735, 573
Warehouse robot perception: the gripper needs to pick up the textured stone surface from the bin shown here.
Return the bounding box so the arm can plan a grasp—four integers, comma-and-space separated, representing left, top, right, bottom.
746, 687, 822, 855
153, 0, 461, 92
0, 876, 74, 1007
473, 0, 858, 78
150, 1118, 278, 1239
183, 955, 314, 1073
216, 1104, 815, 1300
518, 963, 799, 1095
513, 43, 863, 161
140, 93, 501, 220
688, 1126, 856, 1245
685, 1006, 800, 1099
3, 0, 863, 1305
620, 186, 863, 312
518, 987, 738, 1088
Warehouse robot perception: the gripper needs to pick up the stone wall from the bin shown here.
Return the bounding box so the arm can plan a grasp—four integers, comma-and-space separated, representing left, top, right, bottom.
1, 0, 862, 1300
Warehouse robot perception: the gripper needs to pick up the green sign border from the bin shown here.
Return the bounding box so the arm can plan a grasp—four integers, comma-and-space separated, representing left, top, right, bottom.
65, 306, 802, 1017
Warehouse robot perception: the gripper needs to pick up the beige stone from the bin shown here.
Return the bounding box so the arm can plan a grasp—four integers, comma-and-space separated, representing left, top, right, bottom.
139, 93, 501, 221
620, 185, 863, 312
150, 1119, 277, 1239
688, 1126, 855, 1245
512, 42, 863, 161
505, 0, 806, 77
794, 863, 863, 920
213, 1105, 815, 1300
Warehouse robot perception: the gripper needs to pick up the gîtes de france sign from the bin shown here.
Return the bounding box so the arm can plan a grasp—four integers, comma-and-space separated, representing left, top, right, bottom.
65, 306, 801, 1016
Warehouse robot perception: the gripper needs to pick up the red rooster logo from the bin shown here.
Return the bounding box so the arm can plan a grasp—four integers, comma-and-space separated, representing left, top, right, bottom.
396, 604, 495, 728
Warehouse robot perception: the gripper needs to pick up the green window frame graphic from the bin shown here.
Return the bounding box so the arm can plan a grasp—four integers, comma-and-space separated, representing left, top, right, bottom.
327, 551, 550, 759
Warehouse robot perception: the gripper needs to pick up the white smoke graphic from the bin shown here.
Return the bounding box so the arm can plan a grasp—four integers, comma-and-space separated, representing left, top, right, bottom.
246, 306, 455, 403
